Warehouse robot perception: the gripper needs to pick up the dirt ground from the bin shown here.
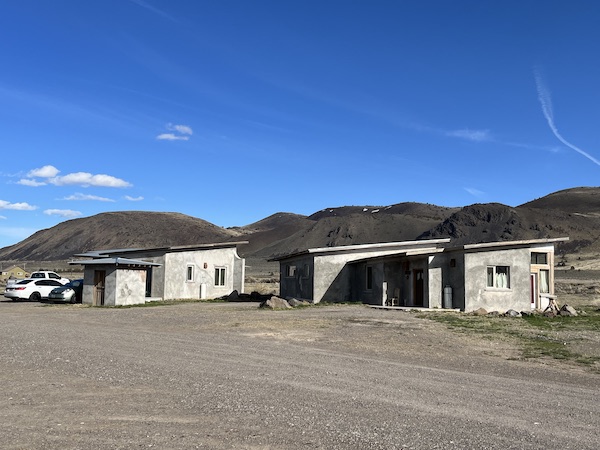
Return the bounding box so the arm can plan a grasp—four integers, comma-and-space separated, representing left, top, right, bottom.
1, 296, 599, 449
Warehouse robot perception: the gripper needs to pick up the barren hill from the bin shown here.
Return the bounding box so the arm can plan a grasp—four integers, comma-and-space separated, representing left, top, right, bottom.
0, 211, 238, 261
256, 203, 459, 258
520, 187, 600, 214
1, 187, 599, 263
420, 188, 600, 255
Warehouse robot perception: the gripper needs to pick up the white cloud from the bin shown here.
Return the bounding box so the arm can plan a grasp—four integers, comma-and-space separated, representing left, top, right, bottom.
63, 193, 115, 202
167, 123, 193, 135
129, 0, 178, 22
18, 179, 47, 187
43, 209, 82, 218
124, 195, 144, 201
19, 166, 132, 188
0, 200, 37, 211
28, 165, 60, 178
0, 215, 6, 220
464, 187, 485, 197
157, 123, 193, 141
534, 69, 600, 167
156, 133, 190, 141
447, 129, 491, 142
50, 172, 132, 188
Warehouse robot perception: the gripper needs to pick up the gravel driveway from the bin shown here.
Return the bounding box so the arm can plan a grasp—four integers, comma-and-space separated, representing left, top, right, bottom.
0, 300, 598, 449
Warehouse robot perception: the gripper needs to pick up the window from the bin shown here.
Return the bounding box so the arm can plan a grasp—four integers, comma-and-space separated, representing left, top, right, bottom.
303, 264, 310, 278
215, 267, 226, 286
186, 265, 194, 282
531, 252, 548, 264
539, 269, 550, 293
286, 265, 296, 277
486, 266, 510, 289
366, 266, 373, 290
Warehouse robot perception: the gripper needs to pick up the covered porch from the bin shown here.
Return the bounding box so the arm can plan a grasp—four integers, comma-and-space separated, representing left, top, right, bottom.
349, 248, 446, 308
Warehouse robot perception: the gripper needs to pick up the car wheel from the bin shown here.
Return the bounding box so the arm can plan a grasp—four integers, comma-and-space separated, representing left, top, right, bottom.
70, 294, 77, 304
29, 292, 41, 302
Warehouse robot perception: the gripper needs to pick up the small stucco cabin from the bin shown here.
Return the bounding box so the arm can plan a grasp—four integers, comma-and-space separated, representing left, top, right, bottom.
71, 242, 247, 306
272, 237, 568, 312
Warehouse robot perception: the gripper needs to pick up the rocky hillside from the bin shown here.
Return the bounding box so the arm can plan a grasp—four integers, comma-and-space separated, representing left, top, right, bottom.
254, 203, 459, 258
0, 211, 239, 261
0, 187, 598, 262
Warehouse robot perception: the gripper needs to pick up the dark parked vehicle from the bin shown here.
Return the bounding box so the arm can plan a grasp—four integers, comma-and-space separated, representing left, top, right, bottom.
4, 279, 64, 301
48, 279, 84, 304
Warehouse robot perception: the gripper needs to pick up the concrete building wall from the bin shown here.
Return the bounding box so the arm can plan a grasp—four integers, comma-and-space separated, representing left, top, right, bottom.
463, 247, 531, 312
82, 269, 95, 305
162, 248, 243, 300
146, 255, 166, 299
435, 253, 466, 310
114, 268, 147, 306
314, 254, 356, 303
428, 256, 443, 309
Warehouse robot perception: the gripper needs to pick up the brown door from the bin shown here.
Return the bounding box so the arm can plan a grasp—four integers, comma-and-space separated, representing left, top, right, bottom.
413, 269, 424, 307
94, 270, 106, 306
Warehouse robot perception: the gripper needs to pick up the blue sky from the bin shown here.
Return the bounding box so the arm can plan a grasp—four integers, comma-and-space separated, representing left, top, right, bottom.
1, 1, 599, 249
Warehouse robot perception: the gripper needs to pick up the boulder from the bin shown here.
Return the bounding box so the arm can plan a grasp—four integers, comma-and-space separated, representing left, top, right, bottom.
287, 298, 309, 307
543, 310, 557, 318
259, 296, 292, 309
505, 309, 521, 317
473, 307, 488, 316
559, 305, 578, 317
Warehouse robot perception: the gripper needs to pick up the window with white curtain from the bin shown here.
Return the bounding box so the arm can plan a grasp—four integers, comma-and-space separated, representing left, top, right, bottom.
486, 266, 510, 289
539, 269, 549, 293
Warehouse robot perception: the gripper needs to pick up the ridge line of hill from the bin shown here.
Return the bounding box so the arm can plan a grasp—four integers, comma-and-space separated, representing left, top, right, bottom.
0, 187, 598, 262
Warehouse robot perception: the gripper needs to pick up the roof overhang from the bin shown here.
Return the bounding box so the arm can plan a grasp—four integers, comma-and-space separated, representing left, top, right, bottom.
69, 257, 162, 268
74, 241, 249, 259
269, 238, 451, 261
349, 247, 446, 265
459, 237, 570, 252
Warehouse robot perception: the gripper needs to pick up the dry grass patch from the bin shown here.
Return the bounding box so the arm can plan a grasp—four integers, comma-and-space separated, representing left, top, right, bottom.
422, 301, 600, 372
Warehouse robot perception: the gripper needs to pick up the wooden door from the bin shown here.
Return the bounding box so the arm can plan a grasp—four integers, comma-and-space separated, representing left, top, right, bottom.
94, 270, 106, 306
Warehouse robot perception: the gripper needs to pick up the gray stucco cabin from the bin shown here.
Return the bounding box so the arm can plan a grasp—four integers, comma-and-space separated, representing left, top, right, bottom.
272, 237, 568, 312
71, 242, 247, 306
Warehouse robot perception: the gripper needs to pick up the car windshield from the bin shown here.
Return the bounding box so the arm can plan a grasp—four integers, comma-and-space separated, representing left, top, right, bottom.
31, 273, 44, 278
65, 280, 82, 288
16, 279, 33, 285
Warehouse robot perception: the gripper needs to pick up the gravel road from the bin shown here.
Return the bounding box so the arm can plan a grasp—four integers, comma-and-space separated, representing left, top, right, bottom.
1, 300, 598, 449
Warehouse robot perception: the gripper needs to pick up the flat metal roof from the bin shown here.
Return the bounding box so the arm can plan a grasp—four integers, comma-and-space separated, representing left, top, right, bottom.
74, 241, 249, 258
460, 237, 569, 251
269, 238, 451, 261
69, 257, 162, 267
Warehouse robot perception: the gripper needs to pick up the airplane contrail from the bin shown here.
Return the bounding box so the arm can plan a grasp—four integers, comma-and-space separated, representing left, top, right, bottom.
534, 69, 600, 167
